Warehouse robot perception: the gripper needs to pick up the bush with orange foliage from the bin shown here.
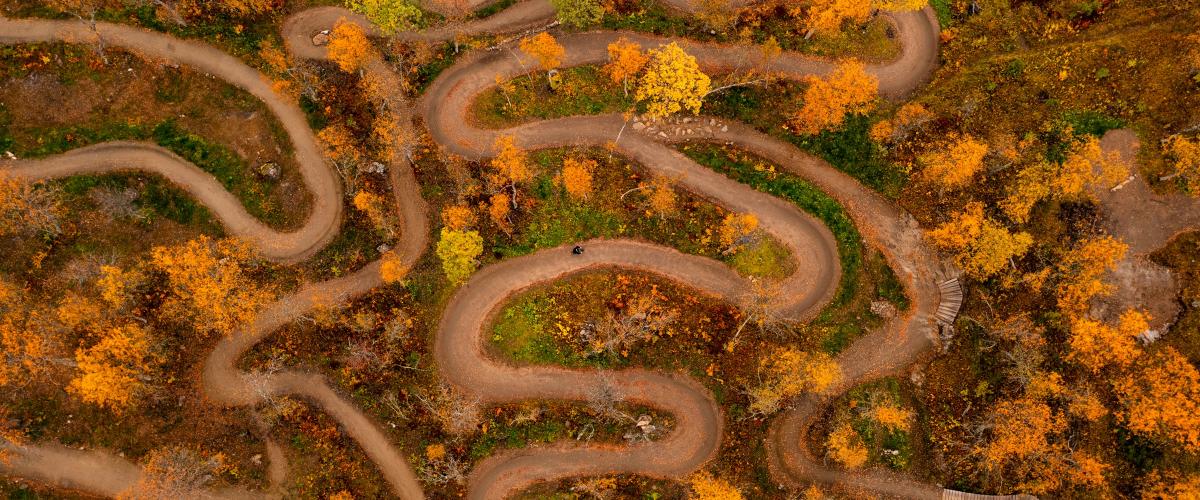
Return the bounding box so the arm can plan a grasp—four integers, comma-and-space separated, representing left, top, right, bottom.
826, 422, 868, 468
688, 471, 744, 500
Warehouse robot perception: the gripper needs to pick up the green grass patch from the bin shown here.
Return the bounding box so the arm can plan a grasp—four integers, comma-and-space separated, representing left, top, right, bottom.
729, 237, 792, 279
490, 294, 588, 367
471, 66, 635, 128
55, 173, 219, 230
845, 377, 914, 471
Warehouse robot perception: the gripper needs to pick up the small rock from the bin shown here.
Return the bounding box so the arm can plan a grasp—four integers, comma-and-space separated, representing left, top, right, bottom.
257, 161, 281, 180
658, 131, 668, 138
636, 415, 652, 428
377, 243, 391, 254
632, 122, 646, 131
720, 125, 728, 132
251, 454, 262, 465
870, 300, 897, 318
367, 161, 387, 174
4, 151, 15, 160
312, 31, 330, 46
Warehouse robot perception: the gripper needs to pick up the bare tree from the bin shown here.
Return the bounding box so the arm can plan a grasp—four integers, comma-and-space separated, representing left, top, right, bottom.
582, 295, 679, 356
585, 371, 629, 423
414, 382, 481, 435
120, 447, 222, 499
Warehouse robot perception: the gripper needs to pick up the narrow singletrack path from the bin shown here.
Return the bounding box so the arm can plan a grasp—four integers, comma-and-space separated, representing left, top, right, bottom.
0, 2, 971, 499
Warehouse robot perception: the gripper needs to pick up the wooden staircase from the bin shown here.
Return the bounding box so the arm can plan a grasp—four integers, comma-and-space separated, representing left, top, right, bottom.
935, 277, 963, 327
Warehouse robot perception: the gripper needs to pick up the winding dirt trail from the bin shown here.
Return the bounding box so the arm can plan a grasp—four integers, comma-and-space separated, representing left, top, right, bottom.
0, 16, 342, 263
1, 1, 969, 499
409, 3, 950, 497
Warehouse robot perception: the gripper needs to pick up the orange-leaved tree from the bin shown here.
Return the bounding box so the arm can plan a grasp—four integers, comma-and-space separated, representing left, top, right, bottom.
718, 212, 759, 254
489, 135, 532, 195
919, 133, 989, 188
1055, 235, 1127, 315
1113, 347, 1200, 452
791, 59, 878, 135
1067, 310, 1148, 373
1001, 136, 1127, 223
635, 42, 711, 119
69, 324, 159, 412
560, 158, 596, 200
327, 19, 375, 73
605, 38, 649, 95
441, 204, 476, 231
518, 32, 565, 72
826, 422, 868, 468
149, 236, 274, 336
353, 190, 398, 238
804, 0, 871, 35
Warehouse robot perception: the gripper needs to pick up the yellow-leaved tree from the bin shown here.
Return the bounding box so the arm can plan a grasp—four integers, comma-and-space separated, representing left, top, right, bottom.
826, 422, 868, 468
518, 32, 565, 72
747, 346, 841, 415
605, 38, 649, 95
436, 228, 484, 285
1114, 347, 1200, 452
1056, 235, 1127, 315
804, 0, 871, 35
635, 42, 711, 119
149, 236, 274, 336
69, 324, 159, 412
327, 19, 375, 73
1001, 136, 1127, 223
688, 471, 743, 500
718, 212, 759, 254
926, 202, 1033, 279
1165, 135, 1200, 195
919, 133, 989, 188
791, 59, 878, 135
